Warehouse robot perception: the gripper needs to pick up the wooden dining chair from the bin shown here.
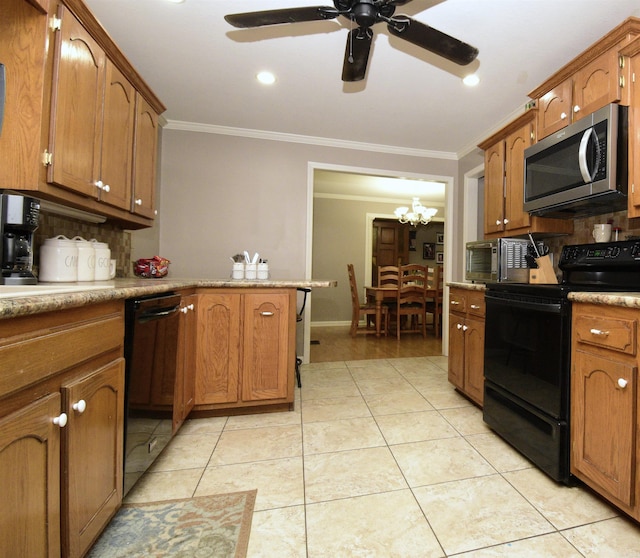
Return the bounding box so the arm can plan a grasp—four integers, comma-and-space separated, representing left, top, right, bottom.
389, 263, 427, 339
426, 265, 444, 337
377, 265, 399, 287
347, 264, 388, 337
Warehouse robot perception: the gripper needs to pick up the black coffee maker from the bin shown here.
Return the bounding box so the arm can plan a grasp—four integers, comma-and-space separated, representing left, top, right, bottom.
0, 193, 40, 285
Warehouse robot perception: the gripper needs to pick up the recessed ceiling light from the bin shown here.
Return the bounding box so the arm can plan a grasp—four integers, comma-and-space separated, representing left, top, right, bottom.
257, 71, 276, 85
166, 0, 185, 3
463, 73, 480, 87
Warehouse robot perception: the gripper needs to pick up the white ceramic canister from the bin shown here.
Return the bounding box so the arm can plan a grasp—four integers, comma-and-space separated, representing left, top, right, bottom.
72, 236, 95, 281
39, 235, 78, 282
91, 239, 111, 281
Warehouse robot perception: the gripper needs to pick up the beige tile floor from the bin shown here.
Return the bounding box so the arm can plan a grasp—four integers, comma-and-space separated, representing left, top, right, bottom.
124, 357, 640, 557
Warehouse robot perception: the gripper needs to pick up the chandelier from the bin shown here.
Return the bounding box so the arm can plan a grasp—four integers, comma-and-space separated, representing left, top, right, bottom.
394, 197, 437, 226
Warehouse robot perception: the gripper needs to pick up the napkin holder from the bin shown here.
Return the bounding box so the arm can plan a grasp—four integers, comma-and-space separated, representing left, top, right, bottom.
529, 255, 558, 284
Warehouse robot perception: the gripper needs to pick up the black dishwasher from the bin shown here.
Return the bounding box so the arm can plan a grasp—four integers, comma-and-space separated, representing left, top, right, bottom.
123, 292, 181, 496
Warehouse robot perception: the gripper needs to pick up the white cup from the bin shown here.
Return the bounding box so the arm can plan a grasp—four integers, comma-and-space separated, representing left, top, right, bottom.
244, 263, 257, 280
592, 224, 612, 243
231, 262, 244, 279
257, 263, 269, 280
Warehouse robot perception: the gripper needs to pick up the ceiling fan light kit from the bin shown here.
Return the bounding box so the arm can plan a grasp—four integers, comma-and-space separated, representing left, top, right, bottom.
224, 0, 479, 83
395, 197, 438, 226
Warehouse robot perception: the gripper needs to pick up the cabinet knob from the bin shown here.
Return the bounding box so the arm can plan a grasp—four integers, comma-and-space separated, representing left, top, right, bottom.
450, 301, 460, 305
560, 112, 567, 120
589, 328, 609, 337
180, 306, 188, 314
53, 413, 68, 428
103, 184, 110, 193
260, 311, 274, 316
618, 378, 628, 389
456, 323, 463, 330
573, 105, 580, 113
135, 198, 143, 206
503, 218, 509, 225
495, 219, 501, 226
95, 180, 104, 190
462, 325, 468, 331
470, 304, 480, 310
188, 304, 195, 311
72, 399, 87, 414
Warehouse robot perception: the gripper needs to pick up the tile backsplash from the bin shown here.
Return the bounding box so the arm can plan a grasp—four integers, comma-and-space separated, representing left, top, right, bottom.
34, 212, 132, 278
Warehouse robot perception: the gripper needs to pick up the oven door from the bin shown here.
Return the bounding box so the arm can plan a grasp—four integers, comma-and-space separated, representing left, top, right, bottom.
483, 290, 571, 419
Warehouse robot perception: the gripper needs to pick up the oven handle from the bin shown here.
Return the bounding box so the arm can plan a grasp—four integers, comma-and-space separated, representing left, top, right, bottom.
485, 294, 561, 314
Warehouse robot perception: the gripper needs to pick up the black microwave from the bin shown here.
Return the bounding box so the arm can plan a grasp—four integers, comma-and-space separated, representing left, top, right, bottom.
523, 103, 628, 218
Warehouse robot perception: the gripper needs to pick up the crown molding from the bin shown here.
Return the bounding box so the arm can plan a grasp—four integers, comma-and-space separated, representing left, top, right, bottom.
163, 119, 458, 160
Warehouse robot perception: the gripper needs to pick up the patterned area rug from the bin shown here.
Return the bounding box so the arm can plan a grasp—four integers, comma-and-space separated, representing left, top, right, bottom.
87, 490, 257, 558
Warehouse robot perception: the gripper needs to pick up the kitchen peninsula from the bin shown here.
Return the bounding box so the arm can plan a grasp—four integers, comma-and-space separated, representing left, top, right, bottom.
0, 278, 334, 557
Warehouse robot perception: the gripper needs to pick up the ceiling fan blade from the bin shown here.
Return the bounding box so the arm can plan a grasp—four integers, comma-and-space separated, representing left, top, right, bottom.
387, 17, 478, 65
342, 28, 373, 82
225, 7, 338, 28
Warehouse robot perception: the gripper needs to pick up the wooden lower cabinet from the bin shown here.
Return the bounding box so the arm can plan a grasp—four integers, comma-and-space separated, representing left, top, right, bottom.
0, 301, 125, 557
195, 289, 295, 412
174, 294, 197, 432
571, 302, 640, 521
448, 288, 485, 406
0, 393, 62, 558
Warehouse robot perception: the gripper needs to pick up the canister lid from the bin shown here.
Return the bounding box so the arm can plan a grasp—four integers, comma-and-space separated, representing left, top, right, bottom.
43, 235, 75, 246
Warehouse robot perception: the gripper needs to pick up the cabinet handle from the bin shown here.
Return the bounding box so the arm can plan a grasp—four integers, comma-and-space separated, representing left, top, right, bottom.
589, 328, 609, 337
188, 304, 194, 311
470, 304, 480, 310
462, 325, 468, 332
180, 307, 188, 314
573, 105, 580, 113
95, 180, 104, 190
560, 112, 567, 120
450, 301, 460, 306
102, 184, 110, 193
53, 413, 68, 428
618, 378, 628, 389
495, 219, 501, 226
72, 399, 86, 414
135, 198, 143, 205
260, 311, 274, 316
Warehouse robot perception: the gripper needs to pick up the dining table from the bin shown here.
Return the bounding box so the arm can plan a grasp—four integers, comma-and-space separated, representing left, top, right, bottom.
365, 285, 437, 337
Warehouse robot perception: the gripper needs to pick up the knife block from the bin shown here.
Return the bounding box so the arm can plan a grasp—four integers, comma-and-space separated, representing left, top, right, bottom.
529, 255, 558, 284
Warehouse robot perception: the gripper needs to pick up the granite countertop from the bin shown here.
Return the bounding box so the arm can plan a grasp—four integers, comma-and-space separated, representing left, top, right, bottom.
0, 278, 337, 320
447, 281, 486, 291
568, 291, 640, 308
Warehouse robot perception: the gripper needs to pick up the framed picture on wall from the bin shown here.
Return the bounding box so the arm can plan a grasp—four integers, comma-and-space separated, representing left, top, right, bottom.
436, 233, 444, 245
423, 242, 435, 259
436, 252, 444, 264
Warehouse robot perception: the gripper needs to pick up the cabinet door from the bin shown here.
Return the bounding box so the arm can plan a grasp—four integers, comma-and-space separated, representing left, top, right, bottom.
0, 393, 61, 558
174, 295, 197, 433
131, 94, 159, 219
48, 5, 105, 197
63, 359, 124, 558
537, 79, 572, 140
447, 312, 465, 390
572, 49, 623, 123
572, 350, 636, 506
99, 61, 135, 210
628, 46, 640, 217
504, 123, 533, 231
242, 293, 291, 401
464, 314, 485, 406
195, 293, 241, 404
483, 140, 505, 235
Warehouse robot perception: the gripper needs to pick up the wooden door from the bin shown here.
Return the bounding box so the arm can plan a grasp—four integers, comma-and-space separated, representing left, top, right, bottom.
447, 312, 465, 391
0, 393, 61, 558
195, 293, 241, 404
464, 314, 485, 406
131, 93, 159, 218
571, 350, 636, 506
99, 60, 135, 210
174, 295, 197, 433
48, 5, 105, 197
504, 122, 533, 231
372, 220, 408, 284
483, 140, 505, 235
241, 292, 291, 402
63, 359, 124, 558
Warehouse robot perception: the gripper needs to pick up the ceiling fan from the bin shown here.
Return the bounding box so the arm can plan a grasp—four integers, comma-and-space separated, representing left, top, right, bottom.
224, 0, 479, 82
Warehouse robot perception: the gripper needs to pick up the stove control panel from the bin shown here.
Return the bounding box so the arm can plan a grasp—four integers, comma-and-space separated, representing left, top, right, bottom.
560, 240, 640, 269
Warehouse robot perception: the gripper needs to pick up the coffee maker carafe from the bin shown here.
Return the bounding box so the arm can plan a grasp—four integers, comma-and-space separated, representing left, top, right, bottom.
0, 193, 40, 285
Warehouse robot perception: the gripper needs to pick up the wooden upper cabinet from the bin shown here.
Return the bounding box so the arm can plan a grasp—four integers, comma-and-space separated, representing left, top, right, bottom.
131, 94, 159, 219
48, 4, 105, 198
504, 122, 534, 231
483, 140, 505, 235
536, 79, 573, 140
623, 37, 640, 218
99, 61, 136, 211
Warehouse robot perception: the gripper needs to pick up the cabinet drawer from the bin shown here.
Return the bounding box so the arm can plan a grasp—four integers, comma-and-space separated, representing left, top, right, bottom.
0, 309, 124, 398
574, 313, 636, 355
449, 292, 467, 314
466, 292, 486, 318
